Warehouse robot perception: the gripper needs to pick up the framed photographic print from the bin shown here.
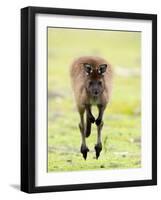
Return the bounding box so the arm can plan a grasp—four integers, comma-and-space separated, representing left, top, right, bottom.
21, 6, 157, 193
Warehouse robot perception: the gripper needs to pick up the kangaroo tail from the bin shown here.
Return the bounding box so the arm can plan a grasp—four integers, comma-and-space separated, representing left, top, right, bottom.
85, 114, 92, 138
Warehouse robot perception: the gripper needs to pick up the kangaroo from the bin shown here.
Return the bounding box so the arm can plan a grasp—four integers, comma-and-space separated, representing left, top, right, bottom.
70, 56, 112, 159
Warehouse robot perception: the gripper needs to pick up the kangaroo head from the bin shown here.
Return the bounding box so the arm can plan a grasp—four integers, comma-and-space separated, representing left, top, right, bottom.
83, 63, 107, 97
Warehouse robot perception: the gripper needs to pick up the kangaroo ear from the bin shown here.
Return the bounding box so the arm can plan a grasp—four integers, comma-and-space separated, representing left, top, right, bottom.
84, 63, 93, 75
98, 64, 107, 75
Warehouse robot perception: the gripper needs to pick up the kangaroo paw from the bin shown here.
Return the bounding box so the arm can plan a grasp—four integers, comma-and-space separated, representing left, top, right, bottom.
80, 145, 89, 160
95, 143, 102, 159
89, 115, 95, 123
95, 118, 102, 126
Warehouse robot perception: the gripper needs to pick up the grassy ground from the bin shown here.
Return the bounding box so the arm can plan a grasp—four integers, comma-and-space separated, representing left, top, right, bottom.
48, 28, 141, 172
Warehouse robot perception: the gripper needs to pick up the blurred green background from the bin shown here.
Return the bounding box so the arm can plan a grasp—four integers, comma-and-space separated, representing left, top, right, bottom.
48, 28, 141, 172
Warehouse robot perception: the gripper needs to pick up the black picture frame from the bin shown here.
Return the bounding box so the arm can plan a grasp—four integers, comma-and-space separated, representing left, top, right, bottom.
21, 6, 157, 193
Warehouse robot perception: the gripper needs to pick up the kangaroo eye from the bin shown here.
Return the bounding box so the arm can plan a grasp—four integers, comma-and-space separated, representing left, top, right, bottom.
98, 81, 102, 85
89, 81, 93, 86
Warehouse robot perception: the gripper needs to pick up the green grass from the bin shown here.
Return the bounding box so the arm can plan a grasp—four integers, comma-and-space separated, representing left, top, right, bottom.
48, 28, 141, 172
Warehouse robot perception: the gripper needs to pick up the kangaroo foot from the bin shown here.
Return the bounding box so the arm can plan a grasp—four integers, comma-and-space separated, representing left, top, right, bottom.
95, 143, 102, 159
80, 144, 89, 160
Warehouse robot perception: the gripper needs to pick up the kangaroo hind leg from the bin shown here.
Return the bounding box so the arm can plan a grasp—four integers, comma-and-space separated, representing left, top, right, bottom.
78, 109, 89, 160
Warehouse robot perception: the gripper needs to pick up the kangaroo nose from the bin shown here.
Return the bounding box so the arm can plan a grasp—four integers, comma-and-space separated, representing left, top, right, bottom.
94, 91, 98, 95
